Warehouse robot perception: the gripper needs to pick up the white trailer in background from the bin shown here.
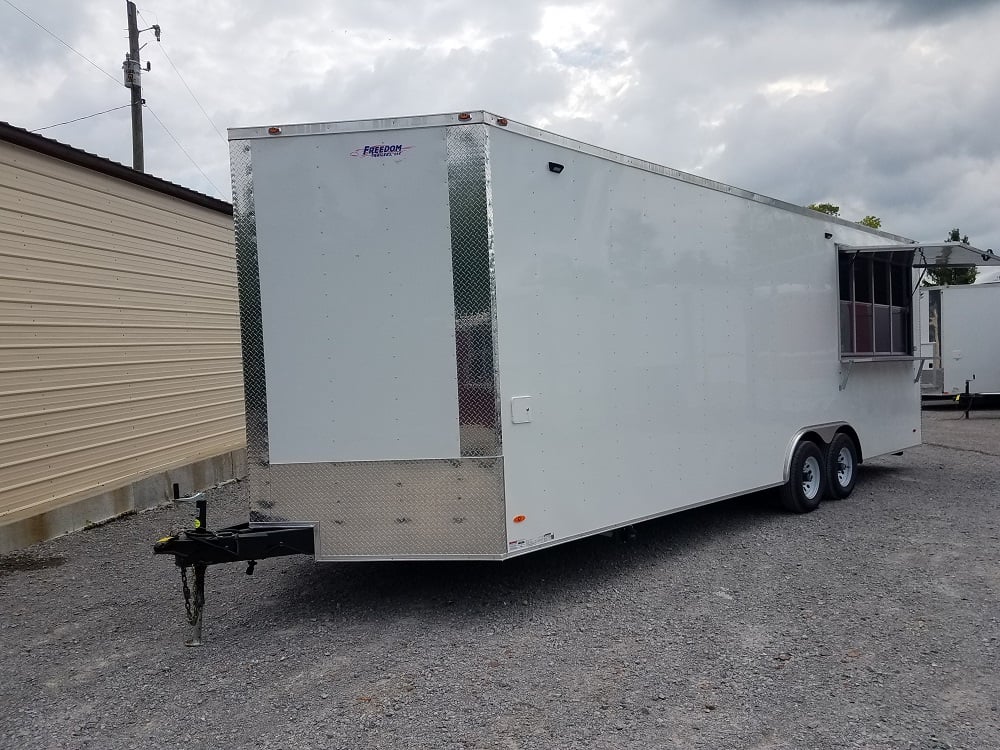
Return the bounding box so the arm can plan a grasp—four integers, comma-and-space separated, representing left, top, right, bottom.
919, 283, 1000, 397
156, 111, 1000, 640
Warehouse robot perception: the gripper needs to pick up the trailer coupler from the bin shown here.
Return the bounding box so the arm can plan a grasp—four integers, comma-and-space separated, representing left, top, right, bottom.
154, 497, 313, 645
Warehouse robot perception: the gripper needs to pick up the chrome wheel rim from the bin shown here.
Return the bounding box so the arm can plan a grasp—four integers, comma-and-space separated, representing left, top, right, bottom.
836, 446, 854, 487
802, 455, 821, 500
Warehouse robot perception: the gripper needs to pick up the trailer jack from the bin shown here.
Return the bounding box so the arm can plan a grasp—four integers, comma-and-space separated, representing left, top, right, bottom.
153, 493, 314, 645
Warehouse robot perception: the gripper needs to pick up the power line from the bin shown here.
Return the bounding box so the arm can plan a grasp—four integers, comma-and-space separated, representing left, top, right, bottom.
143, 103, 224, 198
153, 42, 226, 142
31, 104, 132, 133
4, 0, 223, 198
138, 10, 226, 143
0, 0, 119, 86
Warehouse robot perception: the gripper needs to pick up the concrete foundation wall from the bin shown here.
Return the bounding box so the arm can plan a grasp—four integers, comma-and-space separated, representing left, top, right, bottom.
0, 448, 246, 554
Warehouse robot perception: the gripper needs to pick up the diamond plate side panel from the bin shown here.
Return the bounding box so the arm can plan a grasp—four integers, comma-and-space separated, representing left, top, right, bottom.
229, 139, 270, 515
448, 125, 502, 457
266, 459, 507, 559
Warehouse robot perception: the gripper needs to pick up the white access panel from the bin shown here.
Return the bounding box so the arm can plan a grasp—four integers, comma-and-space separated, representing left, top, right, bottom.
250, 128, 460, 463
486, 126, 920, 547
939, 284, 1000, 394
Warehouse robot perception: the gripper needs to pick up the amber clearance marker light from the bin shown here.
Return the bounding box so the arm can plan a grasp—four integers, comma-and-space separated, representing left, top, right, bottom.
267, 126, 281, 135
513, 515, 526, 523
497, 117, 508, 126
457, 112, 472, 121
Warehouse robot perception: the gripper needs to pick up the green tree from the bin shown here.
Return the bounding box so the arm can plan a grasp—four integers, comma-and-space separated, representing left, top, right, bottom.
807, 203, 884, 230
807, 202, 840, 216
924, 228, 977, 285
946, 227, 970, 244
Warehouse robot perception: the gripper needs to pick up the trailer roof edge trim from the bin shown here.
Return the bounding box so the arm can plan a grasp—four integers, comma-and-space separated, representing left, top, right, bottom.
837, 242, 1000, 267
228, 110, 914, 244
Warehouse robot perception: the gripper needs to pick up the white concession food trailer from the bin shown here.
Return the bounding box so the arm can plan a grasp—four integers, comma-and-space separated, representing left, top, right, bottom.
155, 111, 1000, 642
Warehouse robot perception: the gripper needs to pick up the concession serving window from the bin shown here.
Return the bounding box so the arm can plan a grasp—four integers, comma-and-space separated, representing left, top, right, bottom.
836, 242, 1000, 360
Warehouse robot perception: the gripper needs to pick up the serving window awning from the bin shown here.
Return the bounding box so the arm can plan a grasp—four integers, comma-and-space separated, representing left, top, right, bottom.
837, 242, 1000, 267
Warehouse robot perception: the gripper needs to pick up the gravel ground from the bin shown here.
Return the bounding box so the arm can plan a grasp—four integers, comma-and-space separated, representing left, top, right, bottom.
1, 407, 998, 750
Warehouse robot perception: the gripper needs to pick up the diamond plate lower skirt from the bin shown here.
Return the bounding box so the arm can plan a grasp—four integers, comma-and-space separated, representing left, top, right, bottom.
249, 458, 507, 559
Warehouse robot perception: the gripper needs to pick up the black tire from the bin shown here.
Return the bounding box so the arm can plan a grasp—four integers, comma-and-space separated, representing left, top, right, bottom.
824, 433, 859, 500
780, 440, 826, 513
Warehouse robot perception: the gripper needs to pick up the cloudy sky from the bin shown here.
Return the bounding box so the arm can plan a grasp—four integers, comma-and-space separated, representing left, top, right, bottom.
1, 0, 998, 248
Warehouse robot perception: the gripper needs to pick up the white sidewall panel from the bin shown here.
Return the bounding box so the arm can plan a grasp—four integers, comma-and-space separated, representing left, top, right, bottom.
487, 128, 920, 545
251, 129, 460, 463
940, 285, 1000, 393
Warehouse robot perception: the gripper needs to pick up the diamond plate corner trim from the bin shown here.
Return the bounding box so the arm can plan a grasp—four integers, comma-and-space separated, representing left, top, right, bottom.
265, 458, 507, 559
484, 131, 502, 459
230, 139, 271, 515
447, 124, 502, 457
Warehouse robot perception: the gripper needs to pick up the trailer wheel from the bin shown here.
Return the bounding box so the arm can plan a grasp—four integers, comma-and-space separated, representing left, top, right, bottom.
824, 433, 859, 500
780, 440, 825, 513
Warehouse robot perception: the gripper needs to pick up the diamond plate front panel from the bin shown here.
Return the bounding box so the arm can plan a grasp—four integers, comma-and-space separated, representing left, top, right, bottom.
448, 125, 502, 457
264, 458, 507, 559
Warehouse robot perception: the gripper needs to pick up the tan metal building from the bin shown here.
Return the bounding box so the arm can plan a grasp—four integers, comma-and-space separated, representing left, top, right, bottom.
0, 123, 245, 553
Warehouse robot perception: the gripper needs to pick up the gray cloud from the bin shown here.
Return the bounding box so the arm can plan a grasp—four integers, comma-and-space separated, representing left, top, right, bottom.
878, 0, 1000, 25
698, 0, 1000, 27
2, 0, 999, 247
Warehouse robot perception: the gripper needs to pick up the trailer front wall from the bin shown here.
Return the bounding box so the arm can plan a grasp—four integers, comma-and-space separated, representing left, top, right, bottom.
243, 129, 460, 463
486, 127, 920, 549
232, 126, 507, 558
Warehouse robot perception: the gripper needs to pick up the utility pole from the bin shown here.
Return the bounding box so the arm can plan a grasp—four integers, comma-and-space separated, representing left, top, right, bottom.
124, 2, 143, 171
122, 2, 160, 172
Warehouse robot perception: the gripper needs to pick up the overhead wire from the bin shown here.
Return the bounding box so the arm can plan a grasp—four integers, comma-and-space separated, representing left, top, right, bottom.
4, 0, 225, 198
0, 0, 119, 86
31, 104, 133, 132
136, 7, 227, 198
144, 103, 224, 197
139, 9, 226, 143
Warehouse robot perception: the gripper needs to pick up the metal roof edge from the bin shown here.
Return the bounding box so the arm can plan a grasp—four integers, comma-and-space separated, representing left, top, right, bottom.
478, 111, 915, 244
229, 109, 913, 243
0, 121, 232, 216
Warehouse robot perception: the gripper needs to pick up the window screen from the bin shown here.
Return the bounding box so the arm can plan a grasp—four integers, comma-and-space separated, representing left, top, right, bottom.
838, 250, 912, 356
854, 258, 873, 303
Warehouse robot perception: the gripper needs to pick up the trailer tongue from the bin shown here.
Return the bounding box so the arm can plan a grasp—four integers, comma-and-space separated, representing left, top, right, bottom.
154, 494, 312, 645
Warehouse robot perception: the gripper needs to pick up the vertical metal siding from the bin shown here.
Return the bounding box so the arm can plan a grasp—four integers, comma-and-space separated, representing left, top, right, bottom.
0, 141, 245, 520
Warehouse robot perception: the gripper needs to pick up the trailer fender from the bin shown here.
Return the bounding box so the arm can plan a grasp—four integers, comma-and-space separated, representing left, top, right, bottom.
782, 422, 859, 482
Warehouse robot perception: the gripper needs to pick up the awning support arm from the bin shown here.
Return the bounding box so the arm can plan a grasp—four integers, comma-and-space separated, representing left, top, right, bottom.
839, 360, 854, 391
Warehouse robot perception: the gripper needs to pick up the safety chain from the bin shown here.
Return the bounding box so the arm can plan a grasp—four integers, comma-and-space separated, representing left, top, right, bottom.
180, 565, 197, 626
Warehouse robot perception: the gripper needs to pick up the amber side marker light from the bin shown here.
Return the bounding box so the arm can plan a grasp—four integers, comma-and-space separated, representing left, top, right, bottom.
267, 126, 281, 135
457, 112, 472, 121
497, 117, 508, 126
513, 515, 526, 523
